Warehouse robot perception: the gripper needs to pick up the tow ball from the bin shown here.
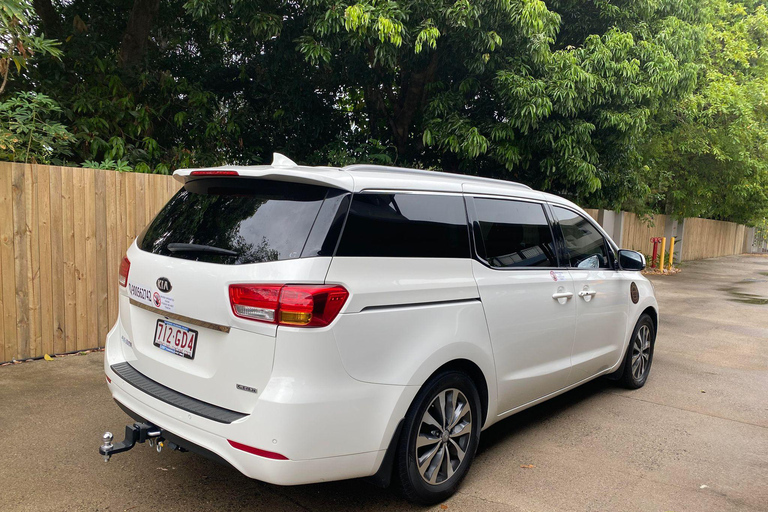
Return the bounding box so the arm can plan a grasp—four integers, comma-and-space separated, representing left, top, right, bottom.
99, 422, 162, 462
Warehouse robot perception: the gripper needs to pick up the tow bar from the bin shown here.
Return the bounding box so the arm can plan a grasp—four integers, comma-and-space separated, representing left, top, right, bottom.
99, 422, 176, 462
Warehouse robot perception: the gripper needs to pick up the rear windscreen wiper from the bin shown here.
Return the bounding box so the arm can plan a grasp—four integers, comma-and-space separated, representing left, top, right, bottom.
166, 243, 239, 257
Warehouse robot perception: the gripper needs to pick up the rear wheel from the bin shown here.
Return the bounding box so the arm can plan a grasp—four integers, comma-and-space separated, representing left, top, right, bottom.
395, 371, 481, 505
620, 314, 656, 389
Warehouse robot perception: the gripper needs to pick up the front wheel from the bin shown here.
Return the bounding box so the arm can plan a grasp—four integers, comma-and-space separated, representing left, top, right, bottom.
620, 313, 656, 389
395, 371, 482, 505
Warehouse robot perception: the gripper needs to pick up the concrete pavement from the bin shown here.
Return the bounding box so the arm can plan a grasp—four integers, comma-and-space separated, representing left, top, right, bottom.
1, 254, 767, 511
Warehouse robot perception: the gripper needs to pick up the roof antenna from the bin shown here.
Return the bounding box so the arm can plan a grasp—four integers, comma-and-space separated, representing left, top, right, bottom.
272, 153, 297, 167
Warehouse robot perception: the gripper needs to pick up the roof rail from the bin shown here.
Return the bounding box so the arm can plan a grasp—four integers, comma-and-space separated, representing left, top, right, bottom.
342, 164, 532, 190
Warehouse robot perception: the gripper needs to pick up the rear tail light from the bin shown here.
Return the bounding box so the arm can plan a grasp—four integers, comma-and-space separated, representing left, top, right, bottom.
119, 257, 130, 287
229, 284, 349, 327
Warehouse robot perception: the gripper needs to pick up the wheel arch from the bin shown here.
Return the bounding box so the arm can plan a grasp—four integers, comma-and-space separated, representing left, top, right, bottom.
423, 359, 490, 428
642, 305, 658, 333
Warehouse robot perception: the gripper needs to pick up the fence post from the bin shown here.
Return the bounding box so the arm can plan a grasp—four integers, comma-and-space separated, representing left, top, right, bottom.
599, 209, 624, 247
745, 227, 756, 254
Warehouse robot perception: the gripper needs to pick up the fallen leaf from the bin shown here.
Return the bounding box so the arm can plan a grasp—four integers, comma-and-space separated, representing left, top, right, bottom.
44, 354, 54, 361
520, 464, 535, 469
440, 505, 448, 510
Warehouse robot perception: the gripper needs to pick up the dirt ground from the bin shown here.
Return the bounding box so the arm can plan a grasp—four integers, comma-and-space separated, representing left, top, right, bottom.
1, 254, 767, 511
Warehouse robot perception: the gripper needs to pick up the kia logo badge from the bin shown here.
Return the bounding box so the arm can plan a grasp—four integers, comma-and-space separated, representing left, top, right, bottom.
156, 277, 172, 293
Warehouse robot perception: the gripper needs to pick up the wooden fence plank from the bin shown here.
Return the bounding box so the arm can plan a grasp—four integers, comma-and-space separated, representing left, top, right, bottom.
49, 167, 65, 354
135, 172, 146, 236
26, 166, 42, 357
36, 164, 54, 356
0, 163, 15, 362
61, 167, 77, 353
125, 172, 136, 251
85, 168, 98, 350
106, 170, 118, 328
95, 170, 109, 345
12, 163, 29, 360
73, 167, 87, 351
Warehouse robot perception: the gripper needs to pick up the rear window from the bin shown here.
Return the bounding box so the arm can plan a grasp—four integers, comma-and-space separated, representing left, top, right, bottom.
138, 178, 348, 265
335, 193, 470, 258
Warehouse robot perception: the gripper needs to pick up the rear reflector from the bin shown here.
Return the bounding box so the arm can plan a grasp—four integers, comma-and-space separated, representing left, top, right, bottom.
228, 440, 288, 460
105, 375, 111, 384
119, 257, 130, 287
189, 170, 239, 176
229, 284, 349, 327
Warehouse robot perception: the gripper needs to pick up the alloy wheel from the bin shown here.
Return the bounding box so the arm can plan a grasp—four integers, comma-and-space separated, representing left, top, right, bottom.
631, 324, 652, 380
415, 388, 472, 485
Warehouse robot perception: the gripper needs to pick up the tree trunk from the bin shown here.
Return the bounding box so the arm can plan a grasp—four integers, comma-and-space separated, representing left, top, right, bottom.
119, 0, 161, 70
32, 0, 62, 38
387, 53, 440, 157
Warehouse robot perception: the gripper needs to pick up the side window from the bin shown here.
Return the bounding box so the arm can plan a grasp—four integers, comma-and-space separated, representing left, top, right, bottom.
336, 193, 469, 258
473, 198, 557, 268
552, 206, 611, 269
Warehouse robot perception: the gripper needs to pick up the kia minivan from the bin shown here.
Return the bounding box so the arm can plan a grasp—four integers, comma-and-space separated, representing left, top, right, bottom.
101, 154, 657, 504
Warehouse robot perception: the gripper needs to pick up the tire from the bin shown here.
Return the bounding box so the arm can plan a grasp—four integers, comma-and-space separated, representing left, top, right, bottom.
619, 314, 656, 389
395, 371, 482, 505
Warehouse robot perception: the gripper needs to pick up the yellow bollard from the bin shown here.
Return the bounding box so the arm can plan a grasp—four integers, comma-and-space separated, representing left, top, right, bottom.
659, 237, 666, 272
668, 237, 675, 270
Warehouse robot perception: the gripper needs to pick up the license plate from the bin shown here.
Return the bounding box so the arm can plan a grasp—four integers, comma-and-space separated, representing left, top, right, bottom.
153, 319, 198, 359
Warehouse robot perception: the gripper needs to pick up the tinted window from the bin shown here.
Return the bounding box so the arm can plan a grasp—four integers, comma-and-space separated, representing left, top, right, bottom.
139, 178, 346, 265
473, 198, 557, 268
552, 206, 611, 269
336, 193, 469, 258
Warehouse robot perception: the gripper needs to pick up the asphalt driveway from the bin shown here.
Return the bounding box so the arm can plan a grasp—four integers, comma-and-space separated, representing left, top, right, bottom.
1, 254, 767, 511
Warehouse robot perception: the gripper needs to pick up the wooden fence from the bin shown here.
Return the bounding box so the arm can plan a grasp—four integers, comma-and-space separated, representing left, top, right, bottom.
620, 213, 668, 255
0, 162, 180, 363
0, 162, 756, 362
681, 217, 749, 261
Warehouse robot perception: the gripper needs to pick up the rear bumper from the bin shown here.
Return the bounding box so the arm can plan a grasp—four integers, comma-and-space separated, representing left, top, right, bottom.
104, 321, 418, 485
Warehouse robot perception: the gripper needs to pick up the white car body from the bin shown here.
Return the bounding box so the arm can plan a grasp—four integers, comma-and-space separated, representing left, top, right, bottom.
104, 155, 658, 486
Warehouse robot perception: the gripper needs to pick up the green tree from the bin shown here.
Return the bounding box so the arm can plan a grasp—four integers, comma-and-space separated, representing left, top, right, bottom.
0, 0, 61, 94
290, 0, 704, 206
641, 0, 768, 224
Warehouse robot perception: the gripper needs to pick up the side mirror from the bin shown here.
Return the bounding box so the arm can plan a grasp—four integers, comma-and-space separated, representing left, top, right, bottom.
618, 249, 645, 271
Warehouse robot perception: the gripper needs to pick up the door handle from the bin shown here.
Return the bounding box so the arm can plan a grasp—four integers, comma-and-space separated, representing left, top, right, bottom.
552, 292, 573, 300
578, 290, 597, 297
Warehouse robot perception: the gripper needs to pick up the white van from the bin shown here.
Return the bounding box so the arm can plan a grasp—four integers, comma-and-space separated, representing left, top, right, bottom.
101, 154, 657, 504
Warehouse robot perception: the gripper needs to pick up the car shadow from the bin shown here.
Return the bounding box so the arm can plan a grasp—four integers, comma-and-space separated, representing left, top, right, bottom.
171, 378, 612, 511
476, 377, 609, 456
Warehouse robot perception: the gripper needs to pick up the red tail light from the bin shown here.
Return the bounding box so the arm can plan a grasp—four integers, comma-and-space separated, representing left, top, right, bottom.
119, 257, 130, 287
189, 170, 239, 176
229, 284, 349, 327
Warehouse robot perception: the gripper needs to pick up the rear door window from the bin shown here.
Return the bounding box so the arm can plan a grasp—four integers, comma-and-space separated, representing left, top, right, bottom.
472, 197, 558, 268
336, 193, 470, 258
139, 178, 347, 265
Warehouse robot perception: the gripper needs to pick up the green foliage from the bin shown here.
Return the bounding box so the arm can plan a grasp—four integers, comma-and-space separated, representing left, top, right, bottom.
82, 158, 133, 171
0, 0, 62, 94
0, 91, 72, 163
0, 0, 764, 224
641, 0, 768, 224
